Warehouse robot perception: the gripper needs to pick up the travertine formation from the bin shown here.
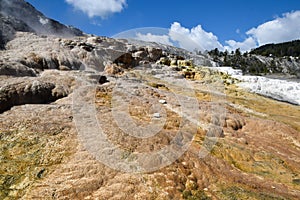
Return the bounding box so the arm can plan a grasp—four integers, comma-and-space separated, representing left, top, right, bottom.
0, 31, 299, 200
0, 1, 300, 199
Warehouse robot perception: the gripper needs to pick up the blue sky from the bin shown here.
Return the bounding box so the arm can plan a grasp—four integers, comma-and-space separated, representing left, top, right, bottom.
26, 0, 300, 51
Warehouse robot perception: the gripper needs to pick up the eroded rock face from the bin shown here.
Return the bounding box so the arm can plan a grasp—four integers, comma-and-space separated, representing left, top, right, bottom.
0, 61, 37, 76
0, 13, 34, 49
0, 70, 75, 113
113, 52, 136, 69
0, 33, 85, 76
147, 47, 163, 61
0, 80, 56, 113
1, 33, 166, 77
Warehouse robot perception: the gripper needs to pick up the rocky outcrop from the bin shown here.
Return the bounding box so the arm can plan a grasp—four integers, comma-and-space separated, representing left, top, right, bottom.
0, 80, 56, 113
259, 55, 300, 77
0, 79, 69, 113
0, 70, 74, 113
1, 31, 213, 78
0, 60, 37, 76
0, 13, 33, 49
0, 33, 84, 76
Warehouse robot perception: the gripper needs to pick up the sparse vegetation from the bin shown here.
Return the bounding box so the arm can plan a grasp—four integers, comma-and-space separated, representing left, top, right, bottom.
208, 41, 300, 76
182, 190, 211, 200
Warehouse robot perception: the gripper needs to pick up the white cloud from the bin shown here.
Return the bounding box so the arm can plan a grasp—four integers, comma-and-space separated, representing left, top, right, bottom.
225, 37, 257, 52
133, 23, 223, 52
133, 23, 229, 52
168, 11, 300, 52
126, 10, 300, 53
246, 11, 300, 46
135, 33, 173, 46
65, 0, 127, 18
169, 22, 223, 52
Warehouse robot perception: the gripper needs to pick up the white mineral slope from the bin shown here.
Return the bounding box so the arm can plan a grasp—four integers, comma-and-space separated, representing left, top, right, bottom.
238, 76, 300, 105
211, 67, 300, 105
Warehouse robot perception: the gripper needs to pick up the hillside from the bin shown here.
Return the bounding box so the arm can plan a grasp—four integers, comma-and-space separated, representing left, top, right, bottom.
208, 47, 300, 77
1, 32, 300, 200
250, 40, 300, 57
0, 0, 83, 49
0, 1, 300, 200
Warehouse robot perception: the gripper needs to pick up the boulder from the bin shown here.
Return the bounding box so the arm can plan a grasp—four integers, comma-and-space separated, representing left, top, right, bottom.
170, 59, 178, 66
113, 53, 136, 69
132, 50, 148, 59
147, 47, 162, 61
178, 60, 193, 67
98, 75, 108, 84
224, 115, 245, 130
157, 57, 171, 66
180, 70, 196, 79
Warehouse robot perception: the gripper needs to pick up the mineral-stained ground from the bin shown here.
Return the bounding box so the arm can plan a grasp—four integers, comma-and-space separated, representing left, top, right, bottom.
0, 33, 300, 200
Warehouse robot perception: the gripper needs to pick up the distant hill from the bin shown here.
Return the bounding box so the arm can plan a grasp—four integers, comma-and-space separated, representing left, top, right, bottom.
250, 40, 300, 57
0, 0, 83, 49
208, 41, 300, 77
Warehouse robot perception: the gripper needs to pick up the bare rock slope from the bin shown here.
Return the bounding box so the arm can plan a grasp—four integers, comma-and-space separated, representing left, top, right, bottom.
0, 0, 83, 49
0, 31, 299, 200
0, 2, 299, 199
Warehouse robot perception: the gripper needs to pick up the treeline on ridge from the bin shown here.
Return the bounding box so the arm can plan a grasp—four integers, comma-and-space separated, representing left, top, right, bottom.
249, 40, 300, 57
